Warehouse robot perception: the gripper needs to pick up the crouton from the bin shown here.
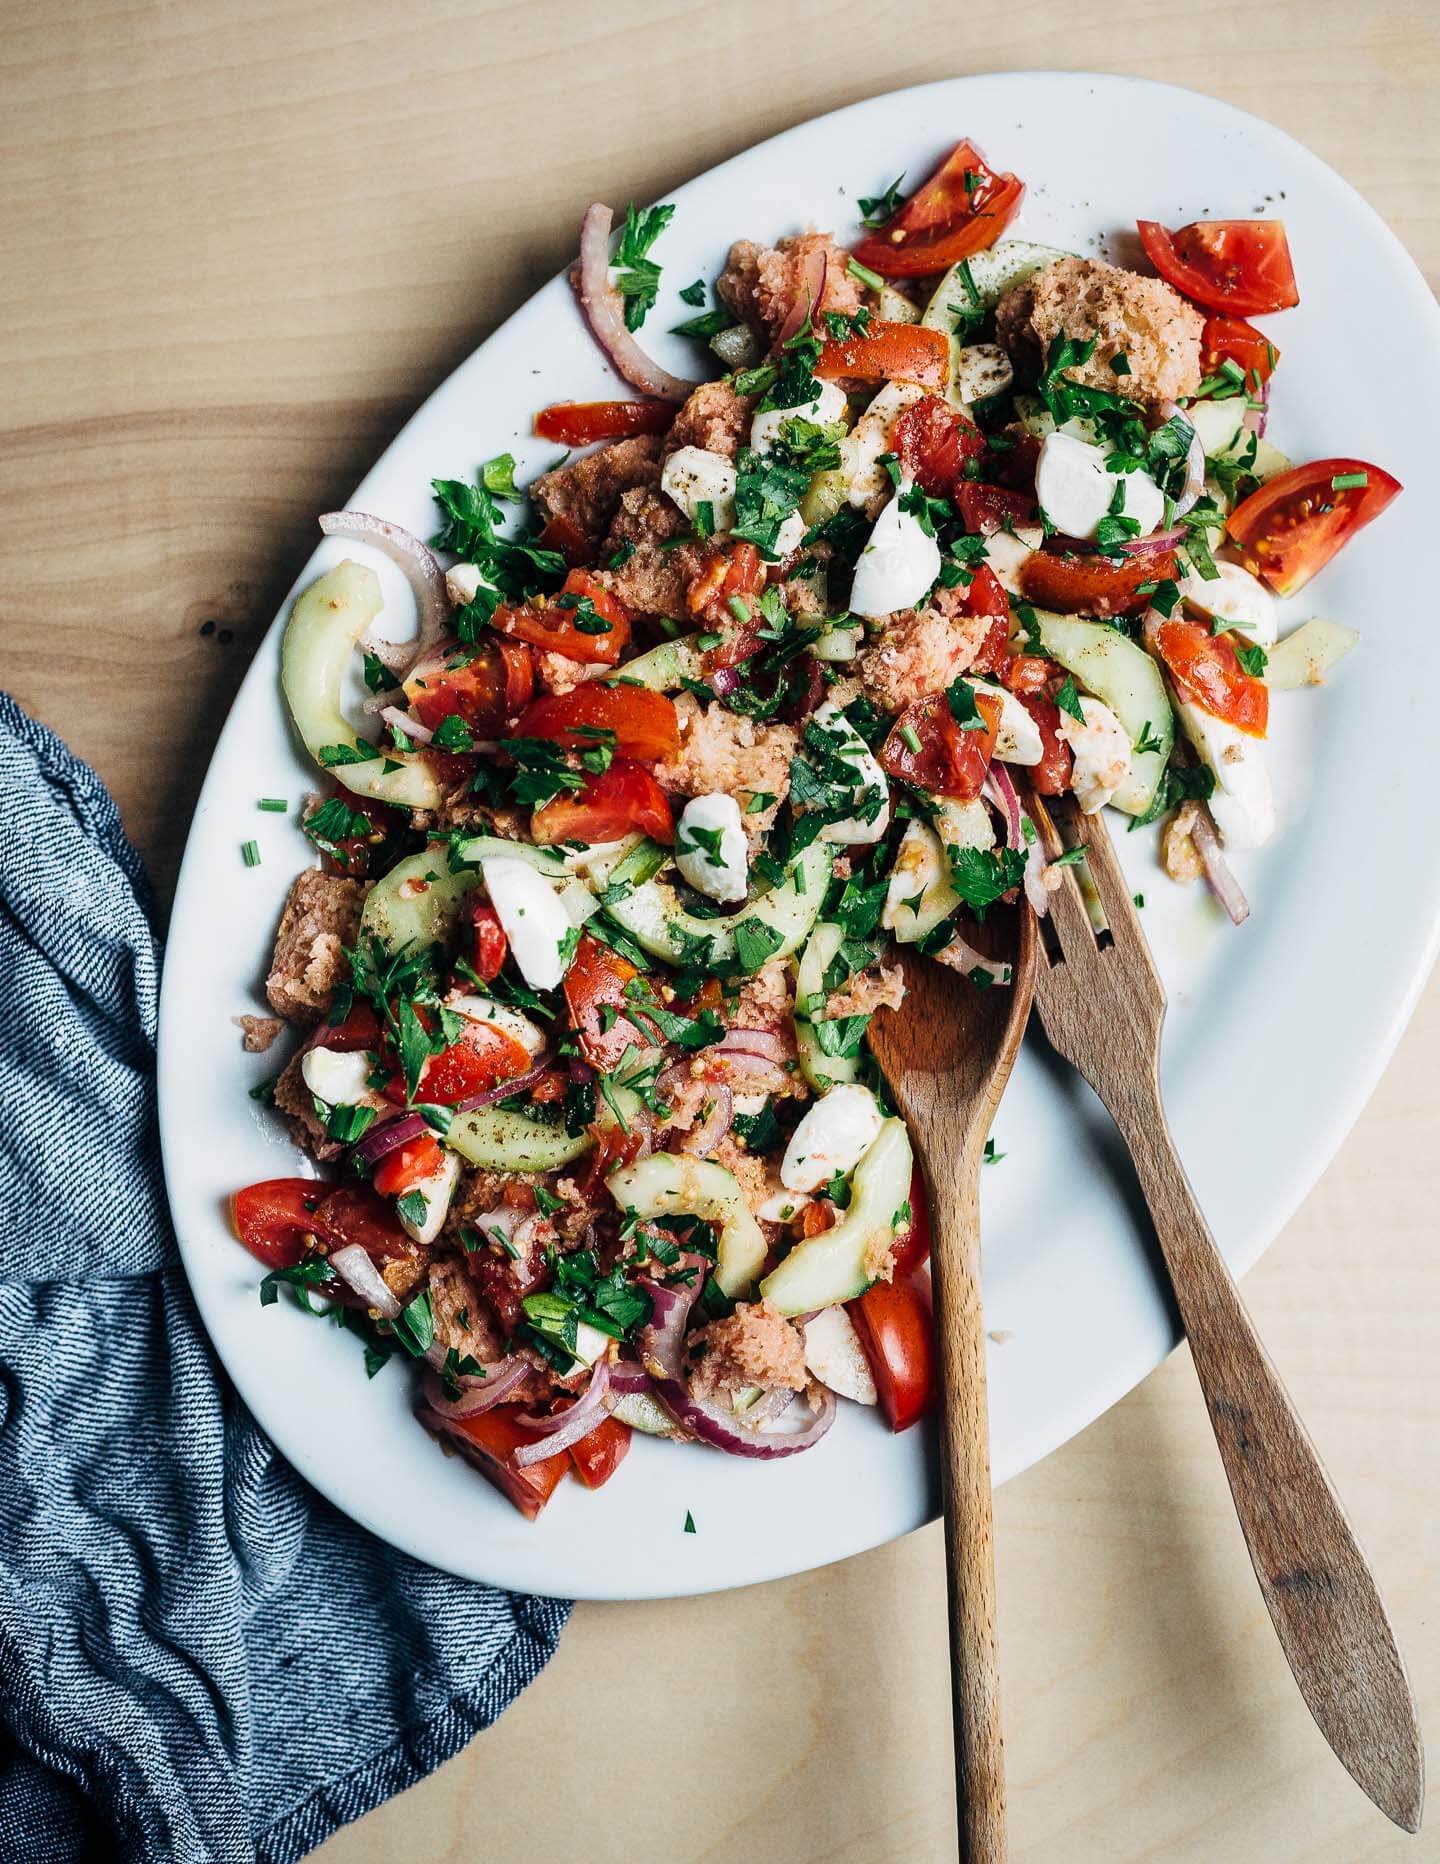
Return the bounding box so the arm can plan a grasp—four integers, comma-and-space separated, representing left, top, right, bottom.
427, 1254, 508, 1366
381, 1249, 428, 1307
855, 584, 997, 714
716, 233, 863, 339
653, 695, 798, 823
733, 960, 794, 1034
270, 1050, 344, 1163
664, 380, 757, 459
690, 1298, 807, 1398
825, 960, 905, 1020
995, 256, 1203, 406
234, 1013, 285, 1053
591, 487, 707, 620
531, 434, 663, 556
533, 651, 610, 696
265, 869, 368, 1026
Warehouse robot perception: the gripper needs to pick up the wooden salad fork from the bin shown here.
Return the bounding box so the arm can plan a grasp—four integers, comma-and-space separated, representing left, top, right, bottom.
870, 901, 1037, 1863
1027, 790, 1425, 1833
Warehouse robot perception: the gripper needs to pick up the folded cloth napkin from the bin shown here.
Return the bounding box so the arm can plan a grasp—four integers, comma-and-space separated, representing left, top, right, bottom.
0, 693, 570, 1864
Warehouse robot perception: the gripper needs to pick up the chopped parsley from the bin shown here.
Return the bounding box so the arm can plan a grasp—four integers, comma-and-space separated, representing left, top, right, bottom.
611, 201, 675, 331
857, 173, 906, 226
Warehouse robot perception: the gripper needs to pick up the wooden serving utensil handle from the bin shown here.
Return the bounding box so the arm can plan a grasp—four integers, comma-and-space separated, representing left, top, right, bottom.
1105, 1068, 1425, 1833
929, 1142, 1007, 1862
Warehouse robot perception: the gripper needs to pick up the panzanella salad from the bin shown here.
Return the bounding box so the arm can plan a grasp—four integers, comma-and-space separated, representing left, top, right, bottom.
233, 140, 1399, 1518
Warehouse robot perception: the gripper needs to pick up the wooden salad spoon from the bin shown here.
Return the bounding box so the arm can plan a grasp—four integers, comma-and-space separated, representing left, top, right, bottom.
869, 899, 1037, 1864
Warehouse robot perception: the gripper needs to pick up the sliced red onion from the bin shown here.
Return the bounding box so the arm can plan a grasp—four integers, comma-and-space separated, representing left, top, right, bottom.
515, 1358, 611, 1460
716, 1028, 790, 1062
575, 204, 697, 402
328, 1243, 401, 1320
1114, 525, 1186, 558
453, 1056, 553, 1113
776, 246, 828, 347
1022, 829, 1051, 919
422, 1359, 531, 1418
568, 1057, 598, 1085
709, 666, 741, 699
319, 511, 448, 674
349, 1110, 427, 1172
380, 704, 433, 745
679, 1083, 734, 1157
607, 1359, 652, 1395
1158, 402, 1206, 519
935, 933, 1014, 987
1190, 805, 1251, 926
982, 766, 1024, 851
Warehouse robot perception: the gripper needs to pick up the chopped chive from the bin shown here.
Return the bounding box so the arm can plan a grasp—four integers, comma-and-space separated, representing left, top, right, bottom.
726, 594, 752, 625
1330, 470, 1368, 491
256, 798, 287, 812
899, 723, 923, 755
683, 1509, 696, 1534
241, 840, 262, 868
847, 256, 884, 292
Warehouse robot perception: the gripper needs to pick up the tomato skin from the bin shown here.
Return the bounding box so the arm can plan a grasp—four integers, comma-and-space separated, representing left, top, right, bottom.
688, 541, 768, 657
536, 512, 595, 568
816, 322, 949, 390
442, 1406, 571, 1520
891, 395, 988, 498
568, 1416, 632, 1489
1020, 547, 1177, 618
957, 481, 1038, 536
575, 1121, 646, 1199
852, 139, 1024, 279
889, 1166, 932, 1278
231, 1179, 333, 1270
1138, 219, 1299, 317
1016, 693, 1073, 794
1153, 617, 1269, 737
405, 640, 535, 737
960, 563, 1012, 675
1226, 457, 1402, 597
878, 690, 1000, 801
309, 1186, 414, 1261
849, 1275, 937, 1432
493, 570, 631, 665
562, 932, 652, 1072
372, 1134, 444, 1199
534, 399, 674, 446
462, 900, 508, 982
385, 1022, 534, 1107
516, 683, 680, 763
315, 1002, 384, 1053
531, 757, 675, 846
1201, 316, 1279, 387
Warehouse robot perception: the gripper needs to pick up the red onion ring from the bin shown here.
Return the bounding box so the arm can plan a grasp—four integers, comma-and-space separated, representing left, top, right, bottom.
575, 204, 697, 402
1158, 402, 1205, 519
715, 1028, 790, 1063
1242, 379, 1270, 439
679, 1083, 734, 1157
422, 1359, 531, 1417
516, 1357, 611, 1453
380, 704, 433, 745
709, 666, 742, 699
607, 1360, 652, 1396
453, 1056, 553, 1114
776, 246, 828, 347
328, 1244, 401, 1320
319, 511, 449, 674
1114, 525, 1186, 558
982, 766, 1024, 851
1190, 805, 1251, 926
349, 1110, 427, 1171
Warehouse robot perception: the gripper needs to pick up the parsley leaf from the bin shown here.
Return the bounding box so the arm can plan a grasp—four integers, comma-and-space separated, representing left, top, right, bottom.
612, 202, 675, 331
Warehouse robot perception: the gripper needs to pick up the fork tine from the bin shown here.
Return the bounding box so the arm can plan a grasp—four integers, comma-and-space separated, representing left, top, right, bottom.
1026, 791, 1101, 966
1048, 795, 1160, 981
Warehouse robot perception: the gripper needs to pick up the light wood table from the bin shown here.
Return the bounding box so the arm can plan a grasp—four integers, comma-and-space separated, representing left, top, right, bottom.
4, 5, 1436, 1858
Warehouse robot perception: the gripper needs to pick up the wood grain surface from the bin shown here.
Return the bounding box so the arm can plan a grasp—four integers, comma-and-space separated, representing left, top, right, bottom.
3, 4, 1436, 1860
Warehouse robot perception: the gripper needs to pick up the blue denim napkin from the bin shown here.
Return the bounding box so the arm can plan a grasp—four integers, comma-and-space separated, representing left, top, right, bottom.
0, 693, 570, 1864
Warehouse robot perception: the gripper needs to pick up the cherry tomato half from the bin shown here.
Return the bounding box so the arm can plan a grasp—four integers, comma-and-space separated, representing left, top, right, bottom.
849, 1274, 937, 1433
1201, 315, 1279, 388
516, 683, 680, 764
1020, 546, 1177, 619
852, 140, 1025, 280
531, 757, 675, 846
372, 1134, 444, 1199
815, 322, 949, 391
878, 689, 1000, 802
891, 395, 988, 498
492, 570, 632, 666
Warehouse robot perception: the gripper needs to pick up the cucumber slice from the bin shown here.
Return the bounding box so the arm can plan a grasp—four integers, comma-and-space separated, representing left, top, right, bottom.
793, 923, 861, 1091
621, 634, 705, 692
280, 561, 442, 809
606, 1153, 768, 1298
923, 241, 1070, 412
360, 848, 476, 954
593, 842, 832, 970
760, 1118, 914, 1315
1188, 397, 1247, 458
800, 466, 850, 530
610, 1389, 680, 1436
446, 1106, 591, 1173
1033, 610, 1175, 815
455, 835, 568, 878
1264, 618, 1359, 690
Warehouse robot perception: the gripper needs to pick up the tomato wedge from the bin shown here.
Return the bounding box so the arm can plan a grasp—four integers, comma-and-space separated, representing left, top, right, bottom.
959, 561, 1012, 675
687, 540, 767, 642
957, 481, 1038, 536
849, 1275, 937, 1432
815, 321, 949, 390
386, 1020, 533, 1107
1015, 693, 1073, 794
575, 1120, 647, 1199
372, 1134, 444, 1199
568, 1415, 632, 1489
852, 139, 1024, 279
536, 511, 595, 568
1153, 616, 1269, 737
889, 1166, 933, 1279
531, 757, 675, 846
230, 1178, 334, 1270
493, 570, 632, 665
534, 399, 674, 446
441, 1406, 571, 1520
516, 683, 680, 763
878, 689, 1000, 801
308, 1186, 414, 1261
891, 395, 987, 497
1201, 315, 1279, 387
1001, 654, 1055, 697
1137, 219, 1299, 317
1020, 546, 1177, 619
1225, 457, 1402, 597
405, 639, 535, 735
314, 1002, 383, 1053
461, 899, 508, 981
563, 932, 653, 1072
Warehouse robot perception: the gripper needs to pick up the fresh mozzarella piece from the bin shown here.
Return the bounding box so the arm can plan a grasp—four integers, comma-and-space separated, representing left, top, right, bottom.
804, 701, 891, 845
1056, 697, 1133, 815
757, 1187, 812, 1223
445, 991, 547, 1057
1177, 560, 1277, 646
675, 793, 749, 903
780, 1084, 885, 1194
969, 678, 1042, 766
848, 481, 942, 618
300, 1046, 374, 1107
802, 1305, 878, 1405
445, 562, 483, 607
1035, 431, 1114, 539
398, 1150, 460, 1247
982, 523, 1044, 596
469, 1204, 547, 1253
1112, 464, 1165, 537
842, 382, 925, 510
750, 381, 847, 455
660, 445, 737, 530
770, 509, 808, 562
480, 856, 573, 991
1175, 701, 1276, 849
952, 343, 1014, 405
